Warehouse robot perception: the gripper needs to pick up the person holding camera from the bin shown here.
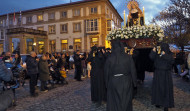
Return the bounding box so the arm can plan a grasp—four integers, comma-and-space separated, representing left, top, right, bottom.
26, 51, 39, 97
0, 60, 12, 111
149, 43, 174, 111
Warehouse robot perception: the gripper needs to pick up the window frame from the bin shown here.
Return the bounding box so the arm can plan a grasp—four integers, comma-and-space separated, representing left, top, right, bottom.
73, 38, 81, 51
37, 14, 43, 22
107, 19, 112, 32
73, 9, 81, 17
17, 17, 21, 24
37, 26, 44, 31
26, 16, 32, 24
48, 12, 55, 20
48, 25, 56, 34
0, 30, 4, 39
61, 11, 67, 19
90, 7, 98, 14
60, 23, 68, 33
86, 19, 99, 33
90, 37, 99, 47
0, 20, 3, 26
49, 40, 56, 53
73, 22, 81, 32
61, 39, 68, 51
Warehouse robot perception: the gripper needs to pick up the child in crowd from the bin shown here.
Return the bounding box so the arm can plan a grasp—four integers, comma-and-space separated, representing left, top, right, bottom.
87, 62, 91, 78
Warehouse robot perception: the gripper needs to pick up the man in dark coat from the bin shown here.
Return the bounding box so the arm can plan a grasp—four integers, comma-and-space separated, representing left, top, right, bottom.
74, 50, 82, 81
88, 46, 107, 104
149, 43, 174, 111
0, 61, 12, 92
0, 61, 12, 111
38, 54, 50, 91
26, 51, 39, 97
104, 39, 137, 111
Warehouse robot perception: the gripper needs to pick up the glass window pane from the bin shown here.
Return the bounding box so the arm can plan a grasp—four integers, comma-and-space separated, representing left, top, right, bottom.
62, 40, 68, 43
94, 8, 97, 13
74, 39, 81, 43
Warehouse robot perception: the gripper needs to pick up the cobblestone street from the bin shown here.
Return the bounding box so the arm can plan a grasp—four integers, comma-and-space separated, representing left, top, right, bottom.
7, 70, 190, 111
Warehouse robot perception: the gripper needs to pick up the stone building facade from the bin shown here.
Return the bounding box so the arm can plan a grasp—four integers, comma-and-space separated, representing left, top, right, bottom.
0, 0, 123, 54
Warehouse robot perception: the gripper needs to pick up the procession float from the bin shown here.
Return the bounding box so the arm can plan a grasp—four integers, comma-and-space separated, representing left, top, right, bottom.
106, 0, 164, 50
106, 0, 165, 74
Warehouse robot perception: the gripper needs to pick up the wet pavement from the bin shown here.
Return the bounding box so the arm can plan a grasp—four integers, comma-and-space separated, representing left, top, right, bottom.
7, 70, 190, 111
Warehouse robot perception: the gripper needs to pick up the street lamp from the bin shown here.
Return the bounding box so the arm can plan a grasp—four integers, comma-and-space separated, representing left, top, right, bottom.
33, 42, 37, 52
33, 42, 36, 46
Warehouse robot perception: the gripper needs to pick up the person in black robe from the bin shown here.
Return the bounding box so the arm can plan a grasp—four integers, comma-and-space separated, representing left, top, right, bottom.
88, 46, 107, 104
104, 39, 137, 111
105, 48, 111, 59
88, 46, 98, 102
96, 47, 107, 103
149, 43, 174, 111
74, 50, 82, 81
65, 52, 70, 71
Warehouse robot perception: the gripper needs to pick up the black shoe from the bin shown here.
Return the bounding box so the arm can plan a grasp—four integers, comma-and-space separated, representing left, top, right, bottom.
64, 81, 68, 85
31, 93, 38, 97
155, 105, 160, 108
164, 107, 168, 111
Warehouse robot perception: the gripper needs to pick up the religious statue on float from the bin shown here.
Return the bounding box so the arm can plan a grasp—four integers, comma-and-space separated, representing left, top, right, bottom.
126, 0, 145, 27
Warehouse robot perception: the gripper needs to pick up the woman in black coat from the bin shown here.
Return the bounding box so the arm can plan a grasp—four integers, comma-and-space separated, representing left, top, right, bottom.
13, 53, 21, 66
38, 54, 50, 91
149, 43, 174, 111
104, 39, 137, 111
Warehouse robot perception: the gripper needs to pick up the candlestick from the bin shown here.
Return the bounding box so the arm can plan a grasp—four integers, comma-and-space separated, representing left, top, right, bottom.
143, 6, 145, 25
124, 10, 126, 28
127, 14, 128, 27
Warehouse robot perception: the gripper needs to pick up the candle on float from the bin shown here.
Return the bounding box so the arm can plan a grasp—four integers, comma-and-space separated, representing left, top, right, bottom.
127, 14, 128, 27
143, 6, 145, 25
124, 10, 126, 28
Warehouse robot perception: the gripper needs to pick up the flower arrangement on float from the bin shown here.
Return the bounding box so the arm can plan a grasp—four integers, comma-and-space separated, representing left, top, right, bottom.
107, 25, 164, 41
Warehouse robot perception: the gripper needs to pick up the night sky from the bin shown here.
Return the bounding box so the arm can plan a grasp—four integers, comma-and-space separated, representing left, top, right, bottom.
0, 0, 169, 24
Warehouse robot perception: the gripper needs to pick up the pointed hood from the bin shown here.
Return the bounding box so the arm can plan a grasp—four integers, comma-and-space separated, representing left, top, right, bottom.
111, 39, 125, 64
161, 43, 171, 54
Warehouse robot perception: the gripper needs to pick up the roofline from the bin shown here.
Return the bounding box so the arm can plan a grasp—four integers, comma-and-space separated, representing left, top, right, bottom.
106, 0, 123, 22
0, 0, 97, 17
0, 0, 123, 22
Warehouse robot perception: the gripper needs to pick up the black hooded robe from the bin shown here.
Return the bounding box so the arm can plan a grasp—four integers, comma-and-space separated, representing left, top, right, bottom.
104, 40, 137, 111
149, 43, 174, 108
88, 47, 107, 102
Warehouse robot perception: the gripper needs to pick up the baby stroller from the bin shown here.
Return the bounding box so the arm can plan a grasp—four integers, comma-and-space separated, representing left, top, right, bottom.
49, 66, 68, 85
